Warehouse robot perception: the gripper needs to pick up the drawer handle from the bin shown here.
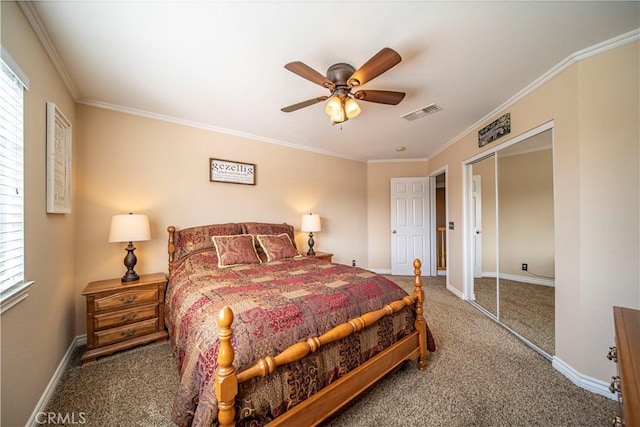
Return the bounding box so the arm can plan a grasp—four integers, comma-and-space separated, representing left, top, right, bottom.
122, 329, 136, 337
122, 313, 136, 322
122, 295, 137, 303
609, 376, 621, 394
607, 346, 617, 362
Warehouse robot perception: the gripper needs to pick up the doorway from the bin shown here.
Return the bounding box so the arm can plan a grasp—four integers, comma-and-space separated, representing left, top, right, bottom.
464, 123, 555, 357
430, 170, 447, 277
390, 177, 431, 276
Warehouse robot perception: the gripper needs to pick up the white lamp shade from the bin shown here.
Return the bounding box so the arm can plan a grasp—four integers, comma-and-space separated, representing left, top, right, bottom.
301, 213, 321, 233
108, 214, 151, 243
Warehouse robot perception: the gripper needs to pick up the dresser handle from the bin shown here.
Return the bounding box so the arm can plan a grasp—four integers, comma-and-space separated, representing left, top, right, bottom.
122, 329, 135, 337
611, 415, 623, 427
609, 376, 621, 394
122, 313, 136, 321
607, 346, 618, 362
122, 295, 137, 303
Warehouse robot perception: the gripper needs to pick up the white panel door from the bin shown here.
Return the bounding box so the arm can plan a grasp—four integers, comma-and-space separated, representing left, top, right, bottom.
391, 177, 430, 275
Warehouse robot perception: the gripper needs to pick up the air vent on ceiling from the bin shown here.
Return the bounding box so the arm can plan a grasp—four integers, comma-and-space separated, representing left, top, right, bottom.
401, 103, 443, 121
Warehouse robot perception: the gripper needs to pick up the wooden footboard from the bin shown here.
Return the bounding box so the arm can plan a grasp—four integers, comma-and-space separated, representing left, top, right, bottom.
215, 259, 428, 427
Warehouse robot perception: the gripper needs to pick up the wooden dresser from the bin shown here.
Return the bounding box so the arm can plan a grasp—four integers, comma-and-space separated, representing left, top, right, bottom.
81, 273, 168, 364
608, 306, 640, 426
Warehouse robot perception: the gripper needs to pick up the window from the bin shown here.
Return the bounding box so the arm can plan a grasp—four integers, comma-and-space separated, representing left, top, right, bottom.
0, 48, 30, 313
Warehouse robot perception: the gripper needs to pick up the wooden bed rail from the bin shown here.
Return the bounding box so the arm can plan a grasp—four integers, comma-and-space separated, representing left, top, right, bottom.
236, 294, 416, 384
215, 259, 428, 427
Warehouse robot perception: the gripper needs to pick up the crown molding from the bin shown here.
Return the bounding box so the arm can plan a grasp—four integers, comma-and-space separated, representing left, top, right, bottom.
367, 158, 428, 164
18, 1, 80, 101
429, 28, 640, 160
79, 99, 366, 163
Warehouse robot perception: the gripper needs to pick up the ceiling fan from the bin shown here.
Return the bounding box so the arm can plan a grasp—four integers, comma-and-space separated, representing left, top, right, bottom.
281, 47, 406, 125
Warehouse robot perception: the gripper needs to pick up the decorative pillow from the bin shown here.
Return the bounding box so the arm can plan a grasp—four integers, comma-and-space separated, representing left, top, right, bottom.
211, 234, 261, 268
173, 223, 242, 262
240, 222, 296, 248
256, 233, 301, 262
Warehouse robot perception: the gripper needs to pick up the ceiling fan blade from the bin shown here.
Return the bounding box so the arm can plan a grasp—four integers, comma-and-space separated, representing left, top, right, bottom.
353, 90, 406, 105
285, 62, 335, 90
281, 96, 329, 113
348, 48, 402, 87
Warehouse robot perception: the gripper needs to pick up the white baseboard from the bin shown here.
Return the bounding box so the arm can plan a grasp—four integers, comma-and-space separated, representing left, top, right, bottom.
552, 356, 615, 400
499, 273, 555, 287
446, 282, 465, 299
481, 271, 555, 287
27, 334, 86, 426
369, 268, 391, 275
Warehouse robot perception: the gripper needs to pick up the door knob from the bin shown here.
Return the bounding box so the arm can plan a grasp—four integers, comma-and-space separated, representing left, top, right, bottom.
392, 230, 397, 234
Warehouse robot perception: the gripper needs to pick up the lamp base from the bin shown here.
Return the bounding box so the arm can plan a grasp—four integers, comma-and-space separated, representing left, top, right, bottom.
121, 271, 140, 283
306, 232, 316, 256
121, 242, 140, 283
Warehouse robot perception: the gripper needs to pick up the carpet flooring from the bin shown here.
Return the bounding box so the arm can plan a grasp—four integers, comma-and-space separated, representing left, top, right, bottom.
44, 276, 615, 426
474, 277, 555, 355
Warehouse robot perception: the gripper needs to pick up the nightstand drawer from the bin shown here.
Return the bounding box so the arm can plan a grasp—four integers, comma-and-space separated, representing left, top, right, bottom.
94, 303, 159, 331
94, 318, 159, 347
82, 273, 168, 364
93, 287, 159, 311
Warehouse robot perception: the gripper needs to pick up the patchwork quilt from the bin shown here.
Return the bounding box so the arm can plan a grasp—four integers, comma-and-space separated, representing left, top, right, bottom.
166, 250, 424, 426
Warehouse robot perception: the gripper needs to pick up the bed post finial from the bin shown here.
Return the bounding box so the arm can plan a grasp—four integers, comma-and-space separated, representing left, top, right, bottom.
216, 306, 238, 427
167, 226, 176, 274
413, 258, 428, 370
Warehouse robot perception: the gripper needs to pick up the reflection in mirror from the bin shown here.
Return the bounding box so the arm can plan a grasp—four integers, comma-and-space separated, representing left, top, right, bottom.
497, 129, 555, 355
470, 155, 497, 317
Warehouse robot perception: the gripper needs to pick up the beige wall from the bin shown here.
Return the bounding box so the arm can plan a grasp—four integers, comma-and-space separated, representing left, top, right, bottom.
1, 2, 77, 425
428, 41, 639, 381
576, 43, 639, 377
73, 105, 369, 334
366, 161, 428, 270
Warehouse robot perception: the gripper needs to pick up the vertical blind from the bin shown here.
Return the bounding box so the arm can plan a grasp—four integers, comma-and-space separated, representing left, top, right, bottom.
0, 59, 25, 294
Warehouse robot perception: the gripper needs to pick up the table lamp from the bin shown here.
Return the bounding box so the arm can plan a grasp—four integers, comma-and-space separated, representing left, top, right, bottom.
301, 213, 321, 256
108, 213, 151, 282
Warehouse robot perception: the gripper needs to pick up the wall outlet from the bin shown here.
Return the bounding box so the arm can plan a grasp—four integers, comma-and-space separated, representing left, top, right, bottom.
522, 263, 528, 271
352, 260, 356, 267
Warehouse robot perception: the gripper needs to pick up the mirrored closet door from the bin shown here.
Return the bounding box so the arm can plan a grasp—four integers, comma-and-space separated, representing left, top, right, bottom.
469, 154, 497, 318
467, 127, 555, 357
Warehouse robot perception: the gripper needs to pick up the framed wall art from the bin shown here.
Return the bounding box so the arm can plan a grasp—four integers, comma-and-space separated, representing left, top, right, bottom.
209, 158, 256, 185
478, 113, 511, 147
46, 102, 72, 213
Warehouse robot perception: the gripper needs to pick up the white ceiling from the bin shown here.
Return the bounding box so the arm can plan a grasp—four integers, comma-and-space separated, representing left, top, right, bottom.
26, 1, 639, 161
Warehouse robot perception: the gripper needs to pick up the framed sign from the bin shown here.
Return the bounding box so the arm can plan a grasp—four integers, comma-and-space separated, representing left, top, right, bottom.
210, 158, 256, 185
478, 113, 511, 147
46, 102, 72, 213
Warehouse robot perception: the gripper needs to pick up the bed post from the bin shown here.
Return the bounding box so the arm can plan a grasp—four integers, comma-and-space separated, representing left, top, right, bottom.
413, 258, 428, 370
167, 226, 176, 274
216, 306, 238, 427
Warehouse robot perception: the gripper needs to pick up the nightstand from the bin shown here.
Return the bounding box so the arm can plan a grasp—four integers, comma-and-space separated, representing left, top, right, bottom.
305, 251, 333, 262
81, 272, 168, 364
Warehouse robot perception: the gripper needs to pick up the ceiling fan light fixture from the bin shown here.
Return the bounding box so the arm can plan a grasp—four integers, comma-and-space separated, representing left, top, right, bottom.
345, 97, 361, 119
325, 95, 346, 123
325, 93, 360, 124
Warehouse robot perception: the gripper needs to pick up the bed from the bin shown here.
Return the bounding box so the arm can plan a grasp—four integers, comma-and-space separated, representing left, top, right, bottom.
165, 222, 435, 426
